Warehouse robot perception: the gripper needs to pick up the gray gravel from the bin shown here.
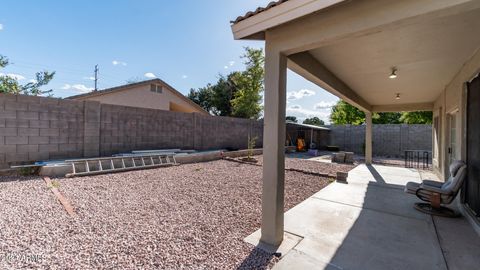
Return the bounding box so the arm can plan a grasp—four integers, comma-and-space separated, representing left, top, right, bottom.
0, 159, 331, 269
251, 155, 356, 177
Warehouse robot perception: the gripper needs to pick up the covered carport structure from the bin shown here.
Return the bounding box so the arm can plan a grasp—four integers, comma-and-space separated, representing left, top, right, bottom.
232, 0, 480, 247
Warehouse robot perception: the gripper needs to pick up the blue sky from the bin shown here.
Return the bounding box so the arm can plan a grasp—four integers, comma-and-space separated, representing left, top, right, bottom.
0, 0, 338, 122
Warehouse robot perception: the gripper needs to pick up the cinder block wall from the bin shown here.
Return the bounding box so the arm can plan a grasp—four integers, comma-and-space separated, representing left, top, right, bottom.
328, 124, 432, 157
0, 94, 85, 168
0, 93, 263, 168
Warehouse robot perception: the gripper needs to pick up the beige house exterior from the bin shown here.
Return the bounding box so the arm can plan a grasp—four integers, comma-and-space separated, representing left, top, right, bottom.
232, 0, 480, 246
67, 79, 209, 115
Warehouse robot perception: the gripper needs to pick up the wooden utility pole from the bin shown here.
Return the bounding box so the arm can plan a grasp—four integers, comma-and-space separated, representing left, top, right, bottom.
94, 64, 99, 91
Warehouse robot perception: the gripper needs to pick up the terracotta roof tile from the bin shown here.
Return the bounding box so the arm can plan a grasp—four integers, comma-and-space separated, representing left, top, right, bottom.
231, 0, 290, 24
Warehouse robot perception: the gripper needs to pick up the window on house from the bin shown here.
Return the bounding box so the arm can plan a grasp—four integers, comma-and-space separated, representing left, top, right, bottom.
150, 84, 163, 93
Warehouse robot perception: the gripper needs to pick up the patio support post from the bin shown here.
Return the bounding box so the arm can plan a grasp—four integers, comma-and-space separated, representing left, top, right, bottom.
261, 36, 287, 247
365, 111, 373, 165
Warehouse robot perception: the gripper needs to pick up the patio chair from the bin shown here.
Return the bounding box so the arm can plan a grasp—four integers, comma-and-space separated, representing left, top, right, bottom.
404, 160, 466, 217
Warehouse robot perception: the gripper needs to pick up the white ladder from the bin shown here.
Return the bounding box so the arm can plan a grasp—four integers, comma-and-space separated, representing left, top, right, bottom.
65, 154, 177, 178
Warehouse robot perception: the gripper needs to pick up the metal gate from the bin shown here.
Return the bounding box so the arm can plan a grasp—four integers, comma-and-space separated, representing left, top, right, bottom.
465, 75, 480, 216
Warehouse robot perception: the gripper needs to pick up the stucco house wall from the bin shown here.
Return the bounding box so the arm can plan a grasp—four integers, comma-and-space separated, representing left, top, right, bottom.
433, 47, 480, 180
68, 79, 208, 115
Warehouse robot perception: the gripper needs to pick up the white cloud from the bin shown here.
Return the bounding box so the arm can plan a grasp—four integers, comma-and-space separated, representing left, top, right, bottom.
0, 73, 26, 80
0, 24, 3, 30
29, 79, 37, 84
286, 104, 330, 124
229, 61, 235, 66
224, 65, 229, 69
61, 84, 93, 93
144, 72, 156, 78
112, 60, 127, 66
182, 75, 188, 79
287, 89, 315, 100
83, 76, 95, 81
314, 101, 337, 110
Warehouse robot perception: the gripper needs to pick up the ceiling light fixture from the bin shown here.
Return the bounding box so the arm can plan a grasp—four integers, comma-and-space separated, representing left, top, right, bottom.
395, 93, 401, 100
389, 67, 398, 79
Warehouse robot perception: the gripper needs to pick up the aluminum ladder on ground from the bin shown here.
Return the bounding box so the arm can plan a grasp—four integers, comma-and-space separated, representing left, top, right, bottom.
65, 153, 177, 178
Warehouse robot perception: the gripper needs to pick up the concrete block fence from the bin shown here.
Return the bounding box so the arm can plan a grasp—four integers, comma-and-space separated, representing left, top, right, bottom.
327, 124, 432, 157
0, 93, 432, 168
0, 93, 263, 169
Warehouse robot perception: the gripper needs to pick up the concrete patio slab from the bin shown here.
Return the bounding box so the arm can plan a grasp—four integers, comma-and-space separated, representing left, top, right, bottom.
312, 182, 430, 221
434, 215, 480, 270
244, 230, 303, 257
252, 165, 480, 270
346, 164, 422, 187
273, 249, 338, 270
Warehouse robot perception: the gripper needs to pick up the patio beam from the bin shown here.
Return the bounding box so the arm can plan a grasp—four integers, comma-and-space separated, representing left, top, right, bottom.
372, 102, 434, 112
261, 34, 287, 247
267, 0, 480, 55
365, 111, 373, 165
288, 52, 372, 112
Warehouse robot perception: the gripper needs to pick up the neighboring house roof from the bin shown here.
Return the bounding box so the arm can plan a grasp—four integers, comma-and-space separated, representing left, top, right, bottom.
231, 0, 289, 24
286, 120, 330, 131
66, 78, 209, 114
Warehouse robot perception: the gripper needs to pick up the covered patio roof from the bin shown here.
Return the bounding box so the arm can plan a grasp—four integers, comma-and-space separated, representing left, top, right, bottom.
231, 0, 480, 254
233, 0, 480, 112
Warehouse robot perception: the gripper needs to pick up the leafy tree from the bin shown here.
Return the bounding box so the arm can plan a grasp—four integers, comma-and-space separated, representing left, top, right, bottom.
187, 85, 214, 113
330, 99, 432, 125
230, 47, 264, 119
400, 111, 433, 124
211, 72, 240, 116
303, 117, 325, 126
330, 100, 366, 125
286, 116, 298, 123
0, 55, 55, 96
373, 112, 401, 124
188, 47, 264, 119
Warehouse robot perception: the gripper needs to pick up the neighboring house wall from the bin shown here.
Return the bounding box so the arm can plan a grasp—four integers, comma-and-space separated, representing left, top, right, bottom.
0, 94, 263, 169
432, 46, 480, 180
71, 83, 206, 114
328, 124, 432, 157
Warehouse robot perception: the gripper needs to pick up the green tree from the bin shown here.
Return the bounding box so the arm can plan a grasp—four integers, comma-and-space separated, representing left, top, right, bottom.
211, 72, 240, 116
330, 100, 366, 125
187, 47, 264, 119
187, 85, 214, 113
0, 55, 55, 96
303, 117, 325, 126
400, 111, 433, 124
286, 116, 298, 123
230, 47, 264, 119
373, 112, 401, 124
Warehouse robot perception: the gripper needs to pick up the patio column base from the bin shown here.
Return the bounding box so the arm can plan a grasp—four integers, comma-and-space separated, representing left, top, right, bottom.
244, 230, 303, 258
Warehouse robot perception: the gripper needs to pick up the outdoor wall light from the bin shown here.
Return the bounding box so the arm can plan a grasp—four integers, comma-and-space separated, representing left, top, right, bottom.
396, 93, 401, 100
389, 67, 398, 79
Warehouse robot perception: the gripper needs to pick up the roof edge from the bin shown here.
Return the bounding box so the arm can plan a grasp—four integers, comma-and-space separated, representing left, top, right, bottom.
231, 0, 345, 40
66, 78, 210, 115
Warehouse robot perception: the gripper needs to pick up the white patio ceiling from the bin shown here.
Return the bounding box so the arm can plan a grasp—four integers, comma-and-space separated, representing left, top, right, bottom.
306, 7, 480, 108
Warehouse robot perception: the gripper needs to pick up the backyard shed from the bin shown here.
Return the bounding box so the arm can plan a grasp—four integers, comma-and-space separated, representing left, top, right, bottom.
285, 121, 330, 150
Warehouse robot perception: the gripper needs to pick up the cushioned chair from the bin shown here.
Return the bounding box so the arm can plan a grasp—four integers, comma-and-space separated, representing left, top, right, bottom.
405, 160, 467, 217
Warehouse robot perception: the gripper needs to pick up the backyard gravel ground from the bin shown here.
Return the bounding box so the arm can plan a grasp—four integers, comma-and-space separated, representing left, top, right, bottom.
252, 155, 356, 177
0, 158, 345, 269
